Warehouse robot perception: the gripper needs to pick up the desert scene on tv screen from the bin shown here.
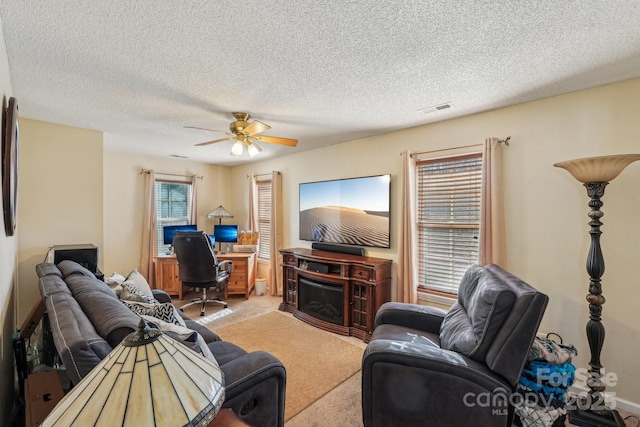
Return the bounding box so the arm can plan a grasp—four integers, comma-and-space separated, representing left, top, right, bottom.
299, 175, 390, 248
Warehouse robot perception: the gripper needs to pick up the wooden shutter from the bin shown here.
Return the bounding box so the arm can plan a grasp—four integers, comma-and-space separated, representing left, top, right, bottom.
416, 153, 482, 293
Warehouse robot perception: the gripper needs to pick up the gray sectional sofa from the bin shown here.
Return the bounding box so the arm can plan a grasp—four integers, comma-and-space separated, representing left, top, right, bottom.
37, 260, 286, 427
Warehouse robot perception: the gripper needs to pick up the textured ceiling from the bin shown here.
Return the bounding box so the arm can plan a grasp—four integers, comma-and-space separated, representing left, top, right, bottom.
2, 1, 640, 165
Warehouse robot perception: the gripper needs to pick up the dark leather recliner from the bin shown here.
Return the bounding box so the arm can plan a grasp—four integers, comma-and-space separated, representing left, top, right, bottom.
362, 264, 548, 427
173, 230, 232, 316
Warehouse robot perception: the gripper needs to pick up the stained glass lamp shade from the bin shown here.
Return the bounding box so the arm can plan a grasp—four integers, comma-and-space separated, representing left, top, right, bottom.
42, 320, 224, 427
207, 205, 234, 225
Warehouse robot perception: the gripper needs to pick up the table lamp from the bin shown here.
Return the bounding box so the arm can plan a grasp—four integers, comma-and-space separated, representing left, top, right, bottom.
207, 205, 234, 225
42, 319, 225, 427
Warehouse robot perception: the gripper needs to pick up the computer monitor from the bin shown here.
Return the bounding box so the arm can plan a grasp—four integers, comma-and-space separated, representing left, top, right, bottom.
162, 224, 197, 245
213, 224, 238, 243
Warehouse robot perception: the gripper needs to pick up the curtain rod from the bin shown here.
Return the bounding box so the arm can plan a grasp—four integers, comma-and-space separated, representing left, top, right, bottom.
408, 136, 510, 158
140, 169, 204, 180
247, 171, 281, 179
410, 143, 482, 158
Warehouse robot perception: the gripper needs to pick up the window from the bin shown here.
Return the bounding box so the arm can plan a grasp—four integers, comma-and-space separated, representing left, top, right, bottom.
256, 178, 272, 260
155, 180, 193, 255
416, 153, 482, 294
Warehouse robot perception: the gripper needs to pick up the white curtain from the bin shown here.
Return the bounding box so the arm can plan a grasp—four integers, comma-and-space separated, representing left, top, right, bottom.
269, 171, 284, 296
399, 151, 418, 304
248, 174, 259, 231
190, 174, 198, 225
479, 137, 506, 267
140, 170, 157, 285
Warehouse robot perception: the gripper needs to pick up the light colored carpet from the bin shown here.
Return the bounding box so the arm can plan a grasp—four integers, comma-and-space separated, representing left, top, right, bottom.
286, 371, 363, 427
178, 291, 281, 329
212, 310, 365, 422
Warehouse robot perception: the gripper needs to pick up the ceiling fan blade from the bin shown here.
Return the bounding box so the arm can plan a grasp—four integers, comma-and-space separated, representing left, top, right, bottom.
184, 125, 229, 133
255, 135, 298, 147
195, 136, 234, 146
243, 120, 271, 136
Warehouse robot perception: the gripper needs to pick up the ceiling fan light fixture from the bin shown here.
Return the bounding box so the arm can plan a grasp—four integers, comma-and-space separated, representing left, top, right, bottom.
231, 140, 244, 156
191, 112, 298, 154
247, 141, 262, 157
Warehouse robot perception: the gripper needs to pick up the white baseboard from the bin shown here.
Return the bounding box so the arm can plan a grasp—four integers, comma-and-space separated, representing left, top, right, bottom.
615, 395, 640, 416
568, 384, 640, 415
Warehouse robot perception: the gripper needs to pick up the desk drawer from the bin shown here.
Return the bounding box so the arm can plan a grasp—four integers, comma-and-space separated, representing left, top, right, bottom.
230, 261, 247, 271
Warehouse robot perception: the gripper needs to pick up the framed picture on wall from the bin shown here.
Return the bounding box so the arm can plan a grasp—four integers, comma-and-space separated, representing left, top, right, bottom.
3, 96, 18, 236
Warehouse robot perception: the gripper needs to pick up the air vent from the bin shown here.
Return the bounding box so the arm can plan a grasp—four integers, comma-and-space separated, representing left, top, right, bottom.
418, 102, 453, 114
169, 154, 188, 159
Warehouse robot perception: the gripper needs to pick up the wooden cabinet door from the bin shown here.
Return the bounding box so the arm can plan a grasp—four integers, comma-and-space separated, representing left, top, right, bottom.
155, 257, 183, 299
163, 261, 181, 296
285, 267, 297, 305
351, 282, 370, 333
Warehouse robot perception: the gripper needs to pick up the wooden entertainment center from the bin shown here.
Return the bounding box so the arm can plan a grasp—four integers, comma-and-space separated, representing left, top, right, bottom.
279, 247, 392, 342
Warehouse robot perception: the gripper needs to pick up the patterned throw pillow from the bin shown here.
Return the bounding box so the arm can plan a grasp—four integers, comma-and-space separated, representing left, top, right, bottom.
120, 284, 158, 304
122, 301, 181, 325
105, 272, 126, 286
105, 272, 126, 297
123, 269, 154, 298
140, 314, 218, 366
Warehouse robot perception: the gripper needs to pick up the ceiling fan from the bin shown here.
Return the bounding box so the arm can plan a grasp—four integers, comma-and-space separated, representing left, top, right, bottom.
186, 112, 298, 157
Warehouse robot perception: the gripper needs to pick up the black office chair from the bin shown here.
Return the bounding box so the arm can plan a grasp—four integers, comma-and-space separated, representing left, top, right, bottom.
172, 231, 232, 316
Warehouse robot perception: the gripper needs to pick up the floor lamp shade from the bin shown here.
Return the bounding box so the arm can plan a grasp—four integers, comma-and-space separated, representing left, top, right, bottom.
554, 153, 640, 427
42, 320, 225, 427
553, 154, 640, 183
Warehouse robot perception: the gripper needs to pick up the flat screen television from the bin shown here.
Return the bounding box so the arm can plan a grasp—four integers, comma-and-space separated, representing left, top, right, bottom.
163, 224, 197, 245
213, 224, 239, 243
299, 174, 391, 248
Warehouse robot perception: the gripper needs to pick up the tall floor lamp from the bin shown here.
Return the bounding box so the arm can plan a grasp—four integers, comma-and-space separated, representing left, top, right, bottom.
554, 154, 640, 427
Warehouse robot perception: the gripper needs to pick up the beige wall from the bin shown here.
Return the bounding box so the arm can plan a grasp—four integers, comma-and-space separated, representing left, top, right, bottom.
102, 150, 232, 276
17, 119, 103, 323
0, 15, 17, 425
229, 78, 640, 406
16, 142, 232, 323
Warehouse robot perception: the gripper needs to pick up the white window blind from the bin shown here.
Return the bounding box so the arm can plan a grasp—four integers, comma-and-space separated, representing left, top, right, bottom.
416, 153, 482, 294
155, 180, 193, 255
256, 179, 272, 260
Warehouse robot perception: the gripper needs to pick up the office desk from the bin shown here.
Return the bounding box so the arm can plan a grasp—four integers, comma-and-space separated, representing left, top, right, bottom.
154, 252, 256, 300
